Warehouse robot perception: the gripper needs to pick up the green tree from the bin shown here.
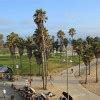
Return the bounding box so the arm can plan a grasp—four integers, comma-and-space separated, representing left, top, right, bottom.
68, 28, 76, 59
54, 39, 60, 53
82, 45, 94, 83
82, 51, 89, 84
93, 37, 100, 82
57, 30, 65, 52
75, 38, 83, 76
7, 32, 18, 70
25, 37, 33, 82
63, 38, 68, 49
16, 37, 25, 69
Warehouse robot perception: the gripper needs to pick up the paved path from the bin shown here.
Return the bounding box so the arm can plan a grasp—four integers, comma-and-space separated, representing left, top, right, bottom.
50, 59, 100, 100
0, 80, 23, 100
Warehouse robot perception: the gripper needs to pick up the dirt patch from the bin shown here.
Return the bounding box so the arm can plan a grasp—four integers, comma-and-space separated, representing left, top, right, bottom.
75, 62, 100, 96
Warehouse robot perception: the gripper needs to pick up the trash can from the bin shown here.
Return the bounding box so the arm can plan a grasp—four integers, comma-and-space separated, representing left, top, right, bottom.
62, 92, 73, 100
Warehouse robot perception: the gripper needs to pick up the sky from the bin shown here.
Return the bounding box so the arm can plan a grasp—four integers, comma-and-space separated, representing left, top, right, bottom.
0, 0, 100, 40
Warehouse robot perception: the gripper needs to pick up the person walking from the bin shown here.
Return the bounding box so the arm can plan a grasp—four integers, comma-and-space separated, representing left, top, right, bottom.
3, 89, 6, 98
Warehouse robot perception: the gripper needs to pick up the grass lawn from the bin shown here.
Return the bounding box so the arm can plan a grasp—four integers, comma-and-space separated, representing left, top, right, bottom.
0, 49, 81, 75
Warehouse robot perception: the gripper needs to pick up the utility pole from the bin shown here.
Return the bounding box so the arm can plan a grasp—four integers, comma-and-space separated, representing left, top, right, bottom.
66, 47, 69, 100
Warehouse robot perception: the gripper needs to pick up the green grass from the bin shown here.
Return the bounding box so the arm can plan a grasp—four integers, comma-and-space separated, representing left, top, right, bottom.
0, 48, 10, 54
0, 49, 81, 75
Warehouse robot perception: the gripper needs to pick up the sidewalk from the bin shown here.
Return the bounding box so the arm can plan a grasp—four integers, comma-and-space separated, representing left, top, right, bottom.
0, 80, 23, 100
50, 59, 100, 100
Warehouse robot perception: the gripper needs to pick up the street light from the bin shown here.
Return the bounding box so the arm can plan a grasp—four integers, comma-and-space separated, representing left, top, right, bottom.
64, 49, 73, 100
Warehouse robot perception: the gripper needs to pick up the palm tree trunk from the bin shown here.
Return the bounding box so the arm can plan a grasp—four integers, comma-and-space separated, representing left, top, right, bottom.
11, 55, 15, 71
72, 37, 73, 57
44, 53, 47, 89
38, 65, 41, 75
88, 62, 90, 75
20, 55, 22, 69
41, 30, 47, 89
42, 52, 45, 89
71, 36, 73, 63
29, 58, 32, 85
96, 58, 98, 83
79, 55, 81, 76
85, 65, 88, 84
46, 60, 48, 76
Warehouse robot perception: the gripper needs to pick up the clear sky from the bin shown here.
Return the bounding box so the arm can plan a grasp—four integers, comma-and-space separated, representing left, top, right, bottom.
0, 0, 100, 40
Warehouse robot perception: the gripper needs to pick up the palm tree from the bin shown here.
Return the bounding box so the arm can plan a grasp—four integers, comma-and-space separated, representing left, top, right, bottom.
93, 37, 100, 82
68, 28, 76, 60
16, 37, 25, 69
86, 36, 94, 46
82, 51, 90, 84
7, 32, 18, 70
82, 44, 94, 84
63, 38, 68, 49
75, 38, 83, 76
54, 39, 60, 53
86, 36, 95, 75
51, 35, 55, 53
33, 9, 49, 89
34, 9, 48, 29
57, 30, 65, 58
25, 37, 33, 83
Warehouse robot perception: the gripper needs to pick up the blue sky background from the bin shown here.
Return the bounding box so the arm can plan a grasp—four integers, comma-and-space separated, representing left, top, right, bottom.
0, 0, 100, 40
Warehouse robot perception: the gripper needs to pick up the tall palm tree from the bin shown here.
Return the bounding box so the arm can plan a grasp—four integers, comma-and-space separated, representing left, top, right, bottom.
33, 9, 49, 89
75, 38, 83, 76
82, 44, 94, 84
57, 30, 65, 58
82, 51, 90, 84
86, 36, 94, 46
93, 37, 100, 82
68, 28, 76, 60
34, 9, 48, 29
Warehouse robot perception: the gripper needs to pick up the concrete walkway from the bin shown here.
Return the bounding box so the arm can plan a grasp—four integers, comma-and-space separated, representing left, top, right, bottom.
0, 80, 23, 100
50, 59, 100, 100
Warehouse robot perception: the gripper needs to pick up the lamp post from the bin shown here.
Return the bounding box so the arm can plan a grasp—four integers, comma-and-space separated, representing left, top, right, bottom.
63, 47, 73, 100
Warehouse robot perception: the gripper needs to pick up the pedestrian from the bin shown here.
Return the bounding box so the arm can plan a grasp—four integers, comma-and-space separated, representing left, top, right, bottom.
3, 89, 6, 98
71, 68, 73, 73
29, 79, 32, 86
49, 75, 52, 81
